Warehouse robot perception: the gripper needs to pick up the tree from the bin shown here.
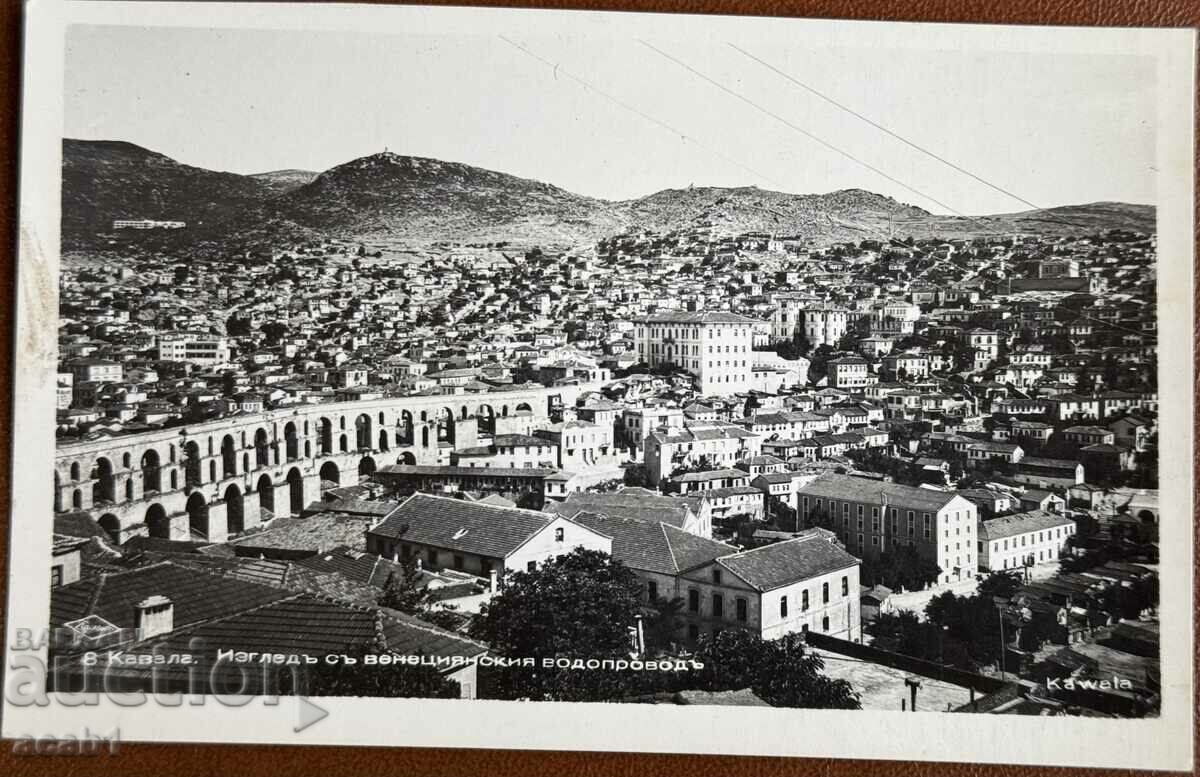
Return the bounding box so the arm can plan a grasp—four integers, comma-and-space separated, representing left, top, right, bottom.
470, 548, 642, 658
977, 571, 1022, 601
923, 590, 1010, 670
1074, 362, 1093, 392
1102, 354, 1120, 390
225, 315, 251, 337
261, 321, 289, 345
378, 561, 462, 629
807, 344, 836, 383
692, 630, 860, 709
861, 544, 942, 592
378, 562, 430, 612
469, 549, 656, 702
642, 596, 685, 655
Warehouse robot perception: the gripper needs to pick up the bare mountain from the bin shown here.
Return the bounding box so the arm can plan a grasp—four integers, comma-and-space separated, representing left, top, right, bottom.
615, 186, 936, 243
265, 152, 625, 244
61, 140, 1156, 249
61, 139, 271, 241
249, 168, 319, 195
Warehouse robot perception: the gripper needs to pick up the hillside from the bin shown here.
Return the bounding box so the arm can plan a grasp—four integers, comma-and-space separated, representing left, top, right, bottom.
616, 186, 936, 243
249, 168, 319, 195
60, 140, 1157, 249
265, 152, 626, 244
61, 140, 270, 241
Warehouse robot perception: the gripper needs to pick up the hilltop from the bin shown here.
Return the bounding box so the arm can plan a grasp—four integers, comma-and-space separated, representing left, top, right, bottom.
264, 151, 626, 244
61, 140, 271, 240
249, 168, 319, 195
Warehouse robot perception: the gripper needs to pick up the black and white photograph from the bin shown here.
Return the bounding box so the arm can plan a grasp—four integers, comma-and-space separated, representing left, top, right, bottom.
3, 1, 1194, 769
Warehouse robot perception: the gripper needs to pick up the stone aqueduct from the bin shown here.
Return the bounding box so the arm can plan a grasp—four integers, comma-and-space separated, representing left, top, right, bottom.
54, 383, 592, 545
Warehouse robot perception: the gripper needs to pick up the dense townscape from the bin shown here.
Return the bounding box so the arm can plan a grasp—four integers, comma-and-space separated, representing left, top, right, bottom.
49, 144, 1160, 716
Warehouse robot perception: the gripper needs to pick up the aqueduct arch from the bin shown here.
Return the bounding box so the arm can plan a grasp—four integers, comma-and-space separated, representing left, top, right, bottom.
53, 383, 588, 542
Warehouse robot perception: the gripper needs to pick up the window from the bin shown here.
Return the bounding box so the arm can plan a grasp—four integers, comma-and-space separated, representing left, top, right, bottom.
481, 560, 492, 577
428, 549, 438, 566
453, 555, 464, 571
526, 560, 536, 572
711, 569, 722, 585
50, 565, 63, 588
822, 582, 829, 603
688, 589, 700, 613
801, 590, 809, 611
841, 576, 849, 596
648, 581, 658, 601
780, 596, 789, 618
554, 527, 564, 542
822, 616, 830, 632
711, 594, 724, 618
736, 597, 748, 622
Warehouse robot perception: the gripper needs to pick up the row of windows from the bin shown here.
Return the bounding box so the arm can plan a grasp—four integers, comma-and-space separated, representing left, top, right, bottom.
989, 525, 1074, 551
996, 548, 1056, 568
683, 587, 751, 622
778, 576, 851, 618
640, 327, 751, 340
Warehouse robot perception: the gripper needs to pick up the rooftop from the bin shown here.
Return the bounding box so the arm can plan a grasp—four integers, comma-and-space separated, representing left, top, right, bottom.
717, 534, 859, 592
368, 493, 589, 559
797, 473, 965, 512
979, 510, 1075, 541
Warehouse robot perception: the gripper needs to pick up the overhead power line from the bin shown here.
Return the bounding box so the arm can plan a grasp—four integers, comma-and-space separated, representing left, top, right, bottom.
497, 35, 789, 192
726, 44, 1086, 229
638, 40, 990, 224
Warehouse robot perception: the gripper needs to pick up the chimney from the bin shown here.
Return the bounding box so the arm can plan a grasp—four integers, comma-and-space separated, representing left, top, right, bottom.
135, 595, 173, 640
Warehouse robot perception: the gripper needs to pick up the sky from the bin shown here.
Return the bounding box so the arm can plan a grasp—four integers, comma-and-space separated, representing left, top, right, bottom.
63, 24, 1158, 215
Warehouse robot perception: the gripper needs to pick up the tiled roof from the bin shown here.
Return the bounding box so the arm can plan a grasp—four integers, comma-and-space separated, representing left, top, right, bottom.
570, 512, 735, 575
314, 498, 400, 518
640, 311, 761, 324
546, 489, 693, 528
50, 561, 291, 631
797, 473, 962, 512
125, 595, 486, 668
367, 494, 571, 559
492, 434, 553, 447
671, 468, 747, 483
717, 535, 859, 592
377, 464, 557, 478
53, 534, 91, 555
979, 510, 1074, 541
53, 513, 111, 541
124, 551, 380, 606
230, 512, 377, 553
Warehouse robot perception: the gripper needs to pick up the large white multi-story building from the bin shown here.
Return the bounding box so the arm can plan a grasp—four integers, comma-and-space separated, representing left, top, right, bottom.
868, 299, 921, 336
797, 474, 980, 585
968, 328, 999, 371
635, 311, 761, 396
644, 420, 763, 485
769, 292, 820, 342
801, 306, 851, 347
978, 509, 1076, 571
826, 355, 875, 390
156, 333, 232, 366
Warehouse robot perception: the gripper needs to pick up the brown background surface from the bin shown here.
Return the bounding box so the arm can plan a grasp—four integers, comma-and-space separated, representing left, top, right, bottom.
0, 0, 1194, 775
